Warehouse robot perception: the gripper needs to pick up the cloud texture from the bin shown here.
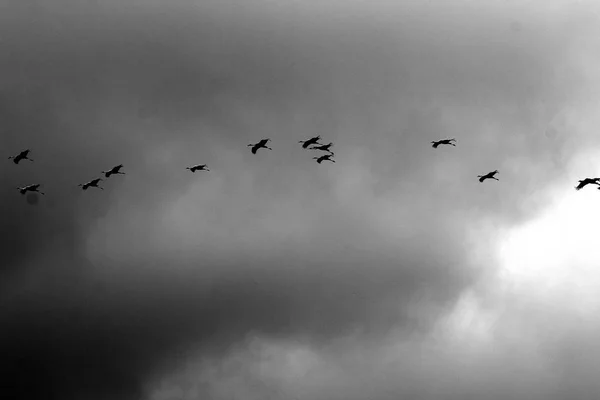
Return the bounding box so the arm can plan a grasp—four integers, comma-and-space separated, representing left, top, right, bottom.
1, 0, 600, 399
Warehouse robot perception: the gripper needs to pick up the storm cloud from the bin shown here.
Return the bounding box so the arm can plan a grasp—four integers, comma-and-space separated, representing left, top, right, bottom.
1, 0, 599, 399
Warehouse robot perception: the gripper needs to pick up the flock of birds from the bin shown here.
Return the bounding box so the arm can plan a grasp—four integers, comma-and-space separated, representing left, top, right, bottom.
8, 135, 600, 197
8, 135, 337, 197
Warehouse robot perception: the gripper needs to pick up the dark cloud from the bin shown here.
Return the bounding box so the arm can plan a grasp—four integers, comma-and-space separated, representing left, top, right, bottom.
0, 1, 599, 399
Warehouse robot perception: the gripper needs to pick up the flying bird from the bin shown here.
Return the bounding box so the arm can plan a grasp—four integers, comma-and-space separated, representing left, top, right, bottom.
313, 154, 335, 164
16, 184, 44, 195
310, 142, 334, 154
102, 164, 125, 178
478, 170, 499, 182
575, 177, 600, 191
431, 138, 456, 148
186, 164, 210, 172
299, 135, 323, 149
78, 178, 104, 190
8, 149, 33, 164
248, 139, 272, 154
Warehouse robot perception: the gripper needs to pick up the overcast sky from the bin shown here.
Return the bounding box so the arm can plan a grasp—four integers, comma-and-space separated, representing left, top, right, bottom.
1, 0, 600, 399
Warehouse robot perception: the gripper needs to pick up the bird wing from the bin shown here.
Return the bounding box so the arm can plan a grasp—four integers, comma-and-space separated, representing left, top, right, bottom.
252, 146, 258, 154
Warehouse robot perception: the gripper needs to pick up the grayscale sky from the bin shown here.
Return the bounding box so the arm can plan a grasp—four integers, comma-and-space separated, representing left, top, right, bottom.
1, 0, 600, 399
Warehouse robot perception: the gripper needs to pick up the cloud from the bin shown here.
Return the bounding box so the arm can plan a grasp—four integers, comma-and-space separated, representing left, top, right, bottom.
1, 0, 599, 399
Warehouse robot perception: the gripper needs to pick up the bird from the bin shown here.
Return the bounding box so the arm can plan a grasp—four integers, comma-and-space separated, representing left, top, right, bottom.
8, 149, 33, 164
16, 184, 44, 195
248, 139, 272, 154
478, 170, 499, 182
78, 178, 104, 190
431, 138, 456, 148
186, 164, 210, 172
102, 164, 125, 178
313, 154, 335, 164
310, 142, 334, 154
299, 135, 323, 149
575, 177, 600, 191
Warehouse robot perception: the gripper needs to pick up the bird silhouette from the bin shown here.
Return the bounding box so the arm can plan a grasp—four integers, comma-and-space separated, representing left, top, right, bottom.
186, 164, 210, 172
16, 183, 44, 195
299, 135, 322, 149
431, 139, 456, 148
313, 154, 335, 164
478, 170, 499, 182
102, 164, 125, 178
575, 177, 600, 191
248, 139, 272, 154
310, 142, 334, 154
78, 178, 104, 190
8, 149, 33, 164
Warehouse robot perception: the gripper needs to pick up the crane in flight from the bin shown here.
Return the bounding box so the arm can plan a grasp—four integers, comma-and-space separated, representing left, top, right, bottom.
248, 139, 272, 154
299, 135, 323, 149
102, 164, 125, 178
313, 154, 335, 164
311, 142, 334, 154
575, 177, 600, 190
8, 149, 34, 164
186, 164, 210, 172
478, 170, 499, 182
16, 184, 44, 195
431, 138, 456, 148
78, 178, 104, 190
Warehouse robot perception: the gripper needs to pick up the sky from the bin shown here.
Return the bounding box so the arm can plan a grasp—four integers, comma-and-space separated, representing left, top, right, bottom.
1, 0, 600, 399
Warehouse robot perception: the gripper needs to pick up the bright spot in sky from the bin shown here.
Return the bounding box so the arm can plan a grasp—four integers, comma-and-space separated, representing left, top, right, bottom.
496, 158, 600, 317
